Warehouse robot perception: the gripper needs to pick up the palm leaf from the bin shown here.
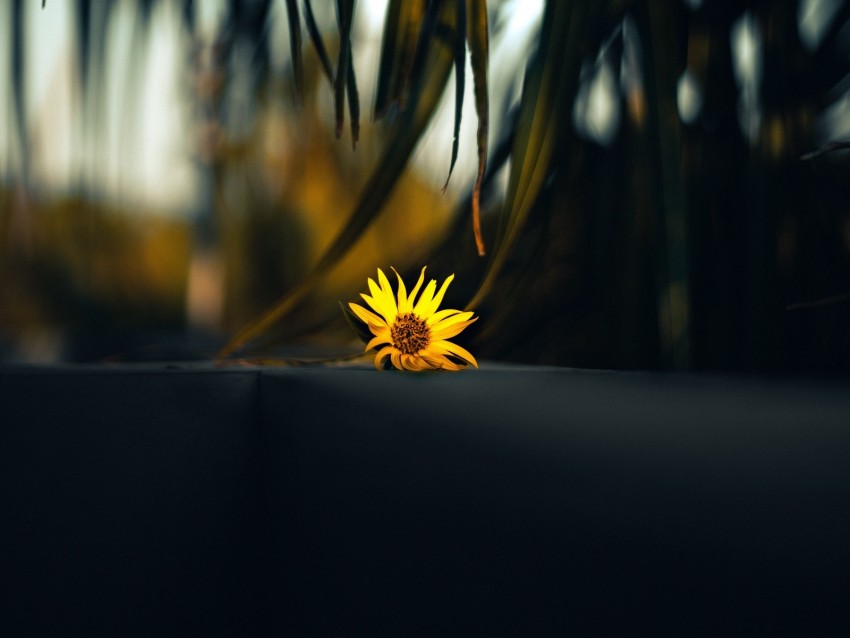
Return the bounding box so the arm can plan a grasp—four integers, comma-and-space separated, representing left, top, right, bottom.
334, 0, 354, 141
345, 39, 361, 148
284, 0, 304, 106
465, 0, 489, 255
441, 0, 466, 195
303, 0, 335, 82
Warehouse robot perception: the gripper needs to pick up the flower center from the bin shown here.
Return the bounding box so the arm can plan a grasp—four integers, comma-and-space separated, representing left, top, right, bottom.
390, 313, 430, 355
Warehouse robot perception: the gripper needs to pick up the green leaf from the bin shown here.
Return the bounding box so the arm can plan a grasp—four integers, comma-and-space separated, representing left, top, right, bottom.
465, 0, 489, 255
284, 0, 304, 106
346, 39, 361, 148
334, 0, 355, 140
303, 0, 335, 82
442, 0, 466, 195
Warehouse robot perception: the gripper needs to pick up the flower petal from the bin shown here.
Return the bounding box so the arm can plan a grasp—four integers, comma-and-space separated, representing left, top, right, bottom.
367, 276, 383, 301
429, 340, 478, 368
349, 302, 387, 330
419, 274, 454, 318
361, 291, 394, 325
420, 352, 462, 371
426, 308, 463, 326
401, 354, 428, 371
365, 334, 391, 352
412, 279, 437, 317
376, 269, 398, 317
431, 316, 477, 341
404, 267, 427, 312
390, 350, 404, 371
374, 345, 394, 370
391, 267, 407, 312
430, 310, 475, 330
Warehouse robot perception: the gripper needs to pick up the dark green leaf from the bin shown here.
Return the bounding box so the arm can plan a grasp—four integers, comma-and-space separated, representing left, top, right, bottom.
284, 0, 304, 106
303, 0, 334, 83
334, 0, 354, 140
346, 40, 361, 148
465, 0, 489, 255
442, 0, 466, 194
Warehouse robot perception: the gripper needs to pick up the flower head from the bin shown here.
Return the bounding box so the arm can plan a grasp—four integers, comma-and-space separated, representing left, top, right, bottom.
349, 267, 478, 371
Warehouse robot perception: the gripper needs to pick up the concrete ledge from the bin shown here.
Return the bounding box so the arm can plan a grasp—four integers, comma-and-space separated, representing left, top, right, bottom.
2, 365, 849, 635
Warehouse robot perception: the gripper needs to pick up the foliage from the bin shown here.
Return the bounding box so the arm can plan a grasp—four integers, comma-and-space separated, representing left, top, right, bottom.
3, 0, 850, 374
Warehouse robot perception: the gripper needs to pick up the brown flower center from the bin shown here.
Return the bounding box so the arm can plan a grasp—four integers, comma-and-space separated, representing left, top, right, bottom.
390, 313, 430, 355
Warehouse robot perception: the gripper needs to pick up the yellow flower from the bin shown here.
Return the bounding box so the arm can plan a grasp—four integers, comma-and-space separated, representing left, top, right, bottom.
349, 267, 479, 371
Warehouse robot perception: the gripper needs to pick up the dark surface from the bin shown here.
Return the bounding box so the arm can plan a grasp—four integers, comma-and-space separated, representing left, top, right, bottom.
1, 363, 849, 636
0, 366, 267, 636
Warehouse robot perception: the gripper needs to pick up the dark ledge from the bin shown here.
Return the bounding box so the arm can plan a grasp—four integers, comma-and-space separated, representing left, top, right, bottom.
2, 364, 849, 636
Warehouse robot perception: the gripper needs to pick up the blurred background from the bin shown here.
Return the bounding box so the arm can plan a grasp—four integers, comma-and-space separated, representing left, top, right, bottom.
1, 0, 849, 376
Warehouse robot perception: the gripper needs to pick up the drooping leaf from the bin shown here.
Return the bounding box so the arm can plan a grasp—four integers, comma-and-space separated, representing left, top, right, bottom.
284, 0, 304, 106
303, 0, 334, 83
334, 0, 355, 140
217, 0, 458, 359
346, 41, 361, 148
442, 0, 466, 194
465, 0, 489, 255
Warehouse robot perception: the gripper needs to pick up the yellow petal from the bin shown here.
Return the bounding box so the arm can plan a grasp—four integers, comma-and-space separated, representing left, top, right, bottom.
412, 279, 437, 316
365, 334, 391, 352
401, 354, 429, 371
374, 345, 394, 370
429, 340, 478, 368
420, 352, 462, 371
405, 267, 427, 312
349, 302, 387, 330
367, 276, 383, 301
390, 350, 404, 371
419, 274, 454, 318
430, 310, 474, 330
361, 292, 394, 325
391, 267, 407, 312
426, 308, 463, 326
431, 316, 477, 341
366, 276, 395, 320
376, 269, 398, 317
